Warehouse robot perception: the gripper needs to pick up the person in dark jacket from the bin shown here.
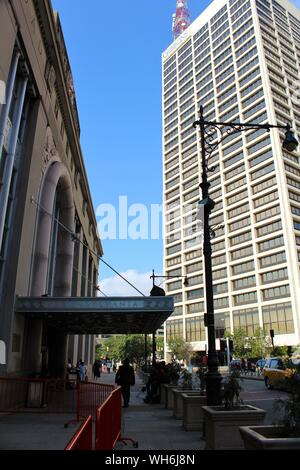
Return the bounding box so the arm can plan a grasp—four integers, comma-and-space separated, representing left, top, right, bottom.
115, 358, 135, 407
92, 360, 101, 380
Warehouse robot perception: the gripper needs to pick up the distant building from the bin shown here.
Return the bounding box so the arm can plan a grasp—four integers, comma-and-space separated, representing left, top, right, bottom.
162, 0, 300, 361
0, 0, 102, 376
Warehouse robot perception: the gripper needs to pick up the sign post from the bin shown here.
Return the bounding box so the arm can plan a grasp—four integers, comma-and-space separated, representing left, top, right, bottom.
270, 329, 275, 352
226, 337, 231, 374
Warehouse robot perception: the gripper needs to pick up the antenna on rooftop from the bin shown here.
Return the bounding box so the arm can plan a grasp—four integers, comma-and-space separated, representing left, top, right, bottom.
173, 0, 191, 39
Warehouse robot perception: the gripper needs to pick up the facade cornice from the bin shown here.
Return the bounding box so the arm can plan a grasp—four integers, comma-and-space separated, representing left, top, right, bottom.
32, 0, 102, 256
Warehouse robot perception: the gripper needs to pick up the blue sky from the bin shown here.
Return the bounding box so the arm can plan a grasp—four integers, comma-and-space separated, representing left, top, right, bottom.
52, 0, 300, 296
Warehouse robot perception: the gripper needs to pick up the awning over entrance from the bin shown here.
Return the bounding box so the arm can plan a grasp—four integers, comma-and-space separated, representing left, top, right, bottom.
15, 296, 174, 334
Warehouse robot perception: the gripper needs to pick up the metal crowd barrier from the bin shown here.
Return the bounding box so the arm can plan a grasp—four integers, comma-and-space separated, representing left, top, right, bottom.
95, 387, 138, 450
0, 377, 114, 422
65, 415, 93, 450
78, 381, 114, 421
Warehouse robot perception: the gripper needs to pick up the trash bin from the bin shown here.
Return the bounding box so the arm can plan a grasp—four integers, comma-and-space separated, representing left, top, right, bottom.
27, 381, 45, 408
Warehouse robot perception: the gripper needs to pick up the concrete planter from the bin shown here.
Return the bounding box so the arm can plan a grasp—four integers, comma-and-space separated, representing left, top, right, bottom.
182, 394, 207, 431
240, 425, 300, 450
202, 405, 266, 450
165, 385, 179, 410
160, 384, 171, 405
173, 389, 201, 419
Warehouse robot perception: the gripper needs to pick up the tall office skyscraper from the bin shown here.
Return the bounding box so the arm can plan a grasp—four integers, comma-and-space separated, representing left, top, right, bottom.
162, 0, 300, 360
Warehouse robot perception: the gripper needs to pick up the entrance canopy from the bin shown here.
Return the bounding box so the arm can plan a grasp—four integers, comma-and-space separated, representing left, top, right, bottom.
15, 296, 174, 334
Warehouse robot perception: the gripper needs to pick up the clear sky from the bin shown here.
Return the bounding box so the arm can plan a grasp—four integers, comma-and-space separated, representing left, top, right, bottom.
52, 0, 300, 296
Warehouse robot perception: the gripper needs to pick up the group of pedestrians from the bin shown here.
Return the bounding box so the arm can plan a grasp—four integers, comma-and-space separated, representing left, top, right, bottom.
67, 356, 174, 409
114, 359, 177, 407
241, 358, 256, 374
67, 358, 88, 382
67, 358, 103, 382
144, 361, 170, 404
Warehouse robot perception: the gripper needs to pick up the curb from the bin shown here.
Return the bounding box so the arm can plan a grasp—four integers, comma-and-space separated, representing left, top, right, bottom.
240, 375, 264, 381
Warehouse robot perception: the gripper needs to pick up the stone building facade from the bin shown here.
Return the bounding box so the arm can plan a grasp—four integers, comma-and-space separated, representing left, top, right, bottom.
0, 0, 102, 377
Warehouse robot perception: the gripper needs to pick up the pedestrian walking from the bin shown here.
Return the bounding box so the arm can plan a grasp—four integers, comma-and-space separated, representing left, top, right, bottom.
93, 360, 101, 380
79, 361, 87, 382
115, 358, 135, 408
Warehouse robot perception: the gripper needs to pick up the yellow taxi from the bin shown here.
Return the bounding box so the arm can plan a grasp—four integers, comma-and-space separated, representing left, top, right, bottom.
263, 357, 300, 390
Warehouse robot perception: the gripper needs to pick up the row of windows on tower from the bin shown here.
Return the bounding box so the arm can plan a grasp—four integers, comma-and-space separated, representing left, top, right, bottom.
166, 301, 294, 341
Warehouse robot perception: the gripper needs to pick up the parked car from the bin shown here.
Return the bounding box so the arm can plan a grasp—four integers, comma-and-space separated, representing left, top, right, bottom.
256, 359, 266, 373
263, 357, 300, 390
229, 359, 241, 371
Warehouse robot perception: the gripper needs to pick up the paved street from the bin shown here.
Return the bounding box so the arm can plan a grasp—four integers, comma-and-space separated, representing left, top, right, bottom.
240, 377, 289, 425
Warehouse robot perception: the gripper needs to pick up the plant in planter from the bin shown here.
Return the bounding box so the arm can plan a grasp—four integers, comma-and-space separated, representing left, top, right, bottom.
202, 371, 266, 450
273, 363, 300, 436
180, 368, 193, 389
222, 370, 243, 409
166, 360, 181, 385
240, 362, 300, 449
172, 369, 201, 419
164, 361, 181, 410
196, 365, 207, 396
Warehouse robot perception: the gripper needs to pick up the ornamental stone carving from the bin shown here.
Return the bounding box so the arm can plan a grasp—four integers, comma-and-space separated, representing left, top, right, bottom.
42, 126, 57, 174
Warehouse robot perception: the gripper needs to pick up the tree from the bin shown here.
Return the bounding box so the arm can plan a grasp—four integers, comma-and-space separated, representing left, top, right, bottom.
225, 328, 249, 359
225, 327, 272, 359
249, 327, 272, 358
167, 336, 192, 363
95, 335, 126, 362
120, 335, 151, 366
156, 336, 164, 359
271, 345, 289, 357
95, 334, 164, 366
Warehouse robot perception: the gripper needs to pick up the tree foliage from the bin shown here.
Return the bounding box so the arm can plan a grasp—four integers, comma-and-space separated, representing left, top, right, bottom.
226, 327, 272, 359
167, 336, 192, 363
120, 335, 150, 366
156, 336, 164, 359
225, 328, 249, 359
95, 335, 125, 361
95, 334, 162, 366
249, 327, 272, 358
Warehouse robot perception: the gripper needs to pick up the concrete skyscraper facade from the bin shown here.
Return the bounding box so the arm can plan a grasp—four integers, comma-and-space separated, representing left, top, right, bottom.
162, 0, 300, 361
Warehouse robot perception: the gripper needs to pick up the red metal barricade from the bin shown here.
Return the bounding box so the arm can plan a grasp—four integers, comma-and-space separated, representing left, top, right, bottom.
64, 415, 93, 450
0, 377, 114, 422
95, 387, 121, 450
0, 377, 77, 414
77, 382, 114, 421
95, 387, 138, 450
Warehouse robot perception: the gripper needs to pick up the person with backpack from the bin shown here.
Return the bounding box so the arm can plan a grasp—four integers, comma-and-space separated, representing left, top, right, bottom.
115, 358, 135, 407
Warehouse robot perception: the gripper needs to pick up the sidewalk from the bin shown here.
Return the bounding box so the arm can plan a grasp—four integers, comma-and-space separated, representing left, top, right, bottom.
0, 412, 78, 450
0, 370, 268, 450
100, 372, 204, 450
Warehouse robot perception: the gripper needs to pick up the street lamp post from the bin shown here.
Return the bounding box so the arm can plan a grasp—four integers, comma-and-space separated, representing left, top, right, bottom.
150, 270, 189, 288
193, 105, 298, 406
150, 270, 188, 366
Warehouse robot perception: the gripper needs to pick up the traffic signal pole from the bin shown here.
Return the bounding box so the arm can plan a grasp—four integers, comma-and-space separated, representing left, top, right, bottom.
226, 337, 231, 374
